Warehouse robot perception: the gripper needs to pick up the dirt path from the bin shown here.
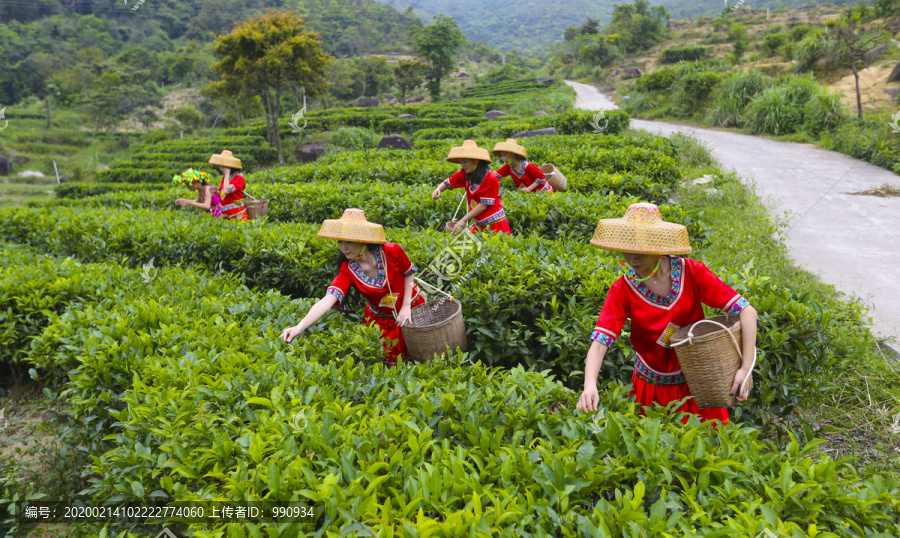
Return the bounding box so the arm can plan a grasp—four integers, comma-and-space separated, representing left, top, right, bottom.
566, 80, 900, 350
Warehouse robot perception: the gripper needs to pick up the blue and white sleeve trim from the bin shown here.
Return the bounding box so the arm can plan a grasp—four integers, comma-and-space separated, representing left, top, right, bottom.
479, 198, 496, 205
590, 328, 617, 348
327, 286, 345, 304
725, 295, 750, 316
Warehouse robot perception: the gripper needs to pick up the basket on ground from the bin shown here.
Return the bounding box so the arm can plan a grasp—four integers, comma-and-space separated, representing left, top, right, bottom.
540, 163, 567, 192
245, 194, 268, 220
671, 314, 753, 408
402, 299, 467, 361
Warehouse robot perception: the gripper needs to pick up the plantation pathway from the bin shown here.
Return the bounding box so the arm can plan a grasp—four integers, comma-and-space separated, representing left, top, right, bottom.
565, 80, 900, 351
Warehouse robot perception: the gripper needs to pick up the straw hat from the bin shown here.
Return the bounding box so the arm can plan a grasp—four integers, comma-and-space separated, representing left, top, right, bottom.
209, 150, 242, 170
590, 203, 692, 255
446, 140, 491, 164
317, 208, 387, 244
493, 138, 526, 159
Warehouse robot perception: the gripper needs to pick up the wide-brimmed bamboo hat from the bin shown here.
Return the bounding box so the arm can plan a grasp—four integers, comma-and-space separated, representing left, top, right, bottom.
590, 203, 692, 255
317, 208, 387, 244
493, 138, 526, 158
446, 140, 491, 164
209, 150, 242, 170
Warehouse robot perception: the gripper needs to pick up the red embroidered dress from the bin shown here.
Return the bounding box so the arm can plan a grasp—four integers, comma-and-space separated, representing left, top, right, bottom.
443, 170, 512, 235
592, 256, 750, 423
496, 162, 553, 193
326, 243, 425, 366
219, 173, 248, 220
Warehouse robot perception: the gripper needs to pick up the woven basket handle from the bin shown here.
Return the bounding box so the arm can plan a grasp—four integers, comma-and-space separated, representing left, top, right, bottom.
413, 276, 454, 301
451, 194, 466, 222
671, 319, 755, 398
244, 193, 260, 202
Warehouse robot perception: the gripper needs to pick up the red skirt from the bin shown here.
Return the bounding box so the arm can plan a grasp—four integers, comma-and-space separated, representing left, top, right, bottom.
470, 218, 511, 235
364, 294, 426, 367
630, 372, 729, 425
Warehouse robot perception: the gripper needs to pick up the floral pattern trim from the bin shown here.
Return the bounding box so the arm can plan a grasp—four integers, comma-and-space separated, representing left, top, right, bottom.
480, 198, 496, 206
634, 354, 686, 386
326, 286, 345, 304
625, 256, 684, 308
475, 209, 506, 226
511, 162, 528, 178
348, 249, 386, 288
403, 264, 418, 277
726, 296, 749, 316
590, 329, 616, 348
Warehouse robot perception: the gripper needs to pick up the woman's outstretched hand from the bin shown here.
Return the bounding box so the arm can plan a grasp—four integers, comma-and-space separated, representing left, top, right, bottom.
431, 187, 442, 200
279, 325, 303, 343
576, 386, 600, 412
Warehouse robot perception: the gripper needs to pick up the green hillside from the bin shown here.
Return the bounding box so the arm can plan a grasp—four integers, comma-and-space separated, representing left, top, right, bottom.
373, 0, 859, 52
660, 0, 858, 19
0, 0, 420, 104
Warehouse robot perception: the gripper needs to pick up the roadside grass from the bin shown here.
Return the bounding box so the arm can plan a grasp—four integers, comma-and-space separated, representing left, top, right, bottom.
668, 132, 900, 479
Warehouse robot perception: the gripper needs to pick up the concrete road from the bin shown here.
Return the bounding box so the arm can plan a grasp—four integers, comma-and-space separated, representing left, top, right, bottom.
566, 80, 900, 348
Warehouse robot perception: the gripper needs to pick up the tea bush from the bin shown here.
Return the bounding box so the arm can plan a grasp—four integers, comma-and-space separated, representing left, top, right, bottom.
0, 205, 871, 442
248, 135, 678, 191
54, 182, 157, 199
96, 135, 278, 183
2, 245, 899, 536
50, 183, 648, 237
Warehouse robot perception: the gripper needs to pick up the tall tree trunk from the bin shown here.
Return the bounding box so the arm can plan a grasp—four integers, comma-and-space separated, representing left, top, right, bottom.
235, 99, 242, 127
852, 61, 862, 120
262, 89, 275, 149
274, 82, 284, 166
46, 97, 51, 129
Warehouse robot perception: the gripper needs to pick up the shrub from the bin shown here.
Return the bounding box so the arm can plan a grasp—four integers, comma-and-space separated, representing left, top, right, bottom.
761, 32, 789, 56
659, 45, 709, 63
801, 88, 846, 137
705, 69, 769, 128
742, 75, 820, 135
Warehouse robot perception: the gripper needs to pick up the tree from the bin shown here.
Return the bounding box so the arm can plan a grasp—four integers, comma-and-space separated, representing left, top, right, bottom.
393, 60, 426, 104
728, 23, 748, 63
411, 15, 465, 102
608, 0, 669, 54
173, 106, 202, 138
826, 14, 885, 119
210, 11, 331, 165
579, 18, 601, 35
355, 56, 392, 97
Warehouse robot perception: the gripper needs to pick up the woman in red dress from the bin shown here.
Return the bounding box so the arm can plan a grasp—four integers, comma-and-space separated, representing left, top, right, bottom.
493, 138, 553, 193
576, 203, 757, 424
431, 140, 512, 235
208, 150, 248, 221
279, 208, 425, 367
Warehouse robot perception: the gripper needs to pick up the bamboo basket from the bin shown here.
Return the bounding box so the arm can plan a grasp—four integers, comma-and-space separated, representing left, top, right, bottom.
402, 299, 468, 362
445, 220, 459, 234
244, 194, 268, 220
670, 314, 754, 408
540, 163, 567, 192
